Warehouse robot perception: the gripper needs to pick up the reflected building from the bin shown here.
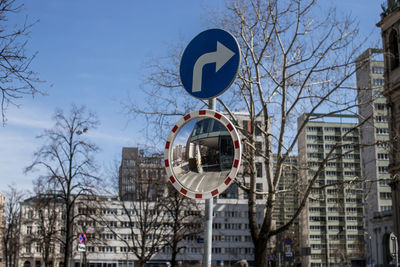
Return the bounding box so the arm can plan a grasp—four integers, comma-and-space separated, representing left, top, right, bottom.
186, 117, 234, 172
173, 117, 234, 193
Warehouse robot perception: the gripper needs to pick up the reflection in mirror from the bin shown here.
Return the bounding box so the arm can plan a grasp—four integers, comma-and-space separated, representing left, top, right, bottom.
171, 117, 234, 192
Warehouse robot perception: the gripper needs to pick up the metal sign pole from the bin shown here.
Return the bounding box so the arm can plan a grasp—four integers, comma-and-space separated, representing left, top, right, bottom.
396, 235, 398, 267
203, 98, 216, 267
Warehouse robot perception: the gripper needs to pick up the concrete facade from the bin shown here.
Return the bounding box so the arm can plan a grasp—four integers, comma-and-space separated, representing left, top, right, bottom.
272, 156, 300, 264
356, 48, 394, 266
17, 196, 265, 267
378, 1, 400, 260
298, 114, 365, 267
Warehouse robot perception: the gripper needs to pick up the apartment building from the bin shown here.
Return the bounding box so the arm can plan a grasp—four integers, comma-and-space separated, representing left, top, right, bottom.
17, 194, 264, 267
18, 195, 65, 267
272, 156, 300, 264
298, 114, 365, 267
356, 48, 393, 266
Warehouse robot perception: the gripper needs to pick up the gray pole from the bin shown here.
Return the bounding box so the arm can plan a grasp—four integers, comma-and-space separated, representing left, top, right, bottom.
203, 98, 216, 267
396, 235, 398, 267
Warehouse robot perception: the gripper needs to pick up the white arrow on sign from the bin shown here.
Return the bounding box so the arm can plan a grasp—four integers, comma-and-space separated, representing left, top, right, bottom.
192, 41, 235, 93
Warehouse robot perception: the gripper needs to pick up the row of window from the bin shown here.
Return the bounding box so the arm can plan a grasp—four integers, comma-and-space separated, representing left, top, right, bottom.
213, 223, 250, 230
376, 128, 389, 134
213, 235, 252, 242
372, 67, 384, 74
309, 216, 362, 222
307, 135, 359, 142
308, 162, 360, 168
307, 127, 359, 133
309, 207, 362, 213
373, 79, 385, 86
310, 234, 363, 240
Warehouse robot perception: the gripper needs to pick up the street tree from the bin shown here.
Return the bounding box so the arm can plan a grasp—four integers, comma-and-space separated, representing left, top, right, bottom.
117, 176, 169, 267
2, 185, 24, 267
126, 1, 374, 266
100, 153, 203, 267
23, 180, 63, 267
0, 0, 42, 122
25, 105, 99, 267
162, 185, 203, 267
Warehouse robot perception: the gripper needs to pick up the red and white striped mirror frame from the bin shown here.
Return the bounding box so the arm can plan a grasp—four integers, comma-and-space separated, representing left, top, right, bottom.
164, 110, 242, 200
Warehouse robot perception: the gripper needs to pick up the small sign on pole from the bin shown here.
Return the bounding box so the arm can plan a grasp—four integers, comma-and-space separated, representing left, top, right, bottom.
78, 233, 87, 244
77, 244, 86, 252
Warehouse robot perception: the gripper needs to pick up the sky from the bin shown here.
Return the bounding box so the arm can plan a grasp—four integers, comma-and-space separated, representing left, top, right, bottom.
0, 0, 384, 192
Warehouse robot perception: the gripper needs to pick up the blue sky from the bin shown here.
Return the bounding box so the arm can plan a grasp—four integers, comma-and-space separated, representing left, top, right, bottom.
0, 0, 383, 191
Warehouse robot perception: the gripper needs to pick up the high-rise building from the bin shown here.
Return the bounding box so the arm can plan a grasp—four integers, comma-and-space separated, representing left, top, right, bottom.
298, 114, 365, 267
272, 156, 300, 264
378, 1, 400, 257
356, 48, 393, 266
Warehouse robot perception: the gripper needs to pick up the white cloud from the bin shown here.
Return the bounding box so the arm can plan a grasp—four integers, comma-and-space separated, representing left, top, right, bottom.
5, 105, 52, 129
0, 131, 39, 192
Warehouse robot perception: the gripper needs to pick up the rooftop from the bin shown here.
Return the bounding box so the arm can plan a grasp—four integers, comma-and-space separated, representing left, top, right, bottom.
380, 0, 400, 19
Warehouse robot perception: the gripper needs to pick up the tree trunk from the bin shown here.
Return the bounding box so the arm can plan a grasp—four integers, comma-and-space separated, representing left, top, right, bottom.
64, 206, 72, 267
170, 238, 178, 267
254, 239, 268, 267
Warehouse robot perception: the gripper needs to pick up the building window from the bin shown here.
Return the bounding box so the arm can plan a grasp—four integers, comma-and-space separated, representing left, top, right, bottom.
256, 163, 263, 177
376, 128, 389, 135
27, 210, 34, 219
375, 116, 388, 122
378, 166, 388, 173
380, 192, 392, 199
372, 67, 384, 74
375, 103, 387, 110
27, 226, 32, 234
389, 29, 399, 70
373, 79, 385, 86
378, 153, 389, 160
381, 205, 392, 211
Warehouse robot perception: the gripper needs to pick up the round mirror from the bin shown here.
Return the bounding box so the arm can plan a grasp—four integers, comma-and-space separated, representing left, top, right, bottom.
164, 110, 241, 199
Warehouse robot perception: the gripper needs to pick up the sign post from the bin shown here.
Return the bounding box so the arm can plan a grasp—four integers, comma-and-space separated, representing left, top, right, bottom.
204, 98, 216, 267
170, 28, 241, 267
78, 233, 87, 267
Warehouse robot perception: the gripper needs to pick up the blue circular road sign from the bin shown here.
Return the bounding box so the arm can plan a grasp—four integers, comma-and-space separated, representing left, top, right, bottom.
180, 29, 240, 99
79, 233, 87, 244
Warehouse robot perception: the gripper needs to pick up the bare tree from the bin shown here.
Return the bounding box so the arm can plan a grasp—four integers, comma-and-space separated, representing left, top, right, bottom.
117, 180, 170, 267
2, 185, 24, 267
0, 0, 43, 122
25, 105, 99, 267
125, 1, 374, 266
23, 180, 63, 267
162, 186, 203, 267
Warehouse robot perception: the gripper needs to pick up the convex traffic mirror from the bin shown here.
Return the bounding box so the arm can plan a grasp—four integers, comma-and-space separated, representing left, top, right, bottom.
164, 110, 242, 199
